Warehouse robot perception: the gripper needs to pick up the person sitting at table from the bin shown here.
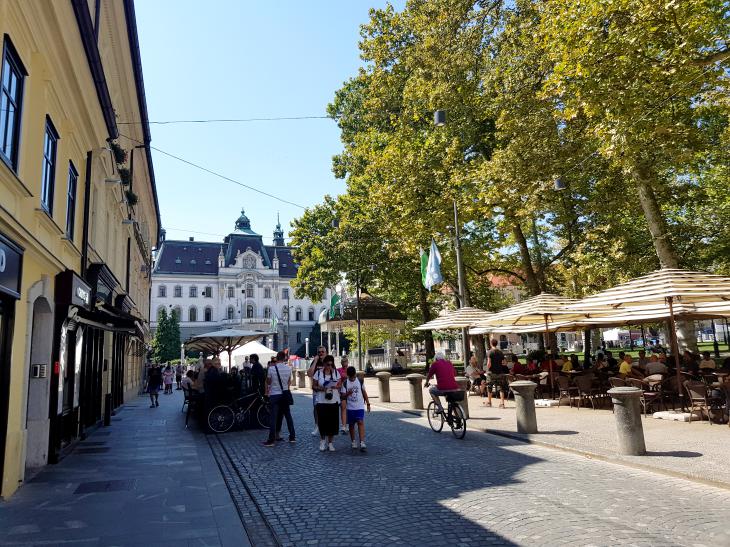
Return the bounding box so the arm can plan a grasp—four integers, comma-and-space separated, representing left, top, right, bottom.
619, 354, 644, 379
720, 357, 730, 372
645, 355, 668, 375
593, 353, 608, 371
569, 354, 581, 371
681, 350, 700, 375
526, 357, 540, 373
511, 355, 527, 375
637, 350, 649, 370
561, 355, 573, 373
605, 351, 618, 371
699, 351, 716, 371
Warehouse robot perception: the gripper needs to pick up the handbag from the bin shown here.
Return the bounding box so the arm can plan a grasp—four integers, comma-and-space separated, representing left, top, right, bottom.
274, 365, 294, 405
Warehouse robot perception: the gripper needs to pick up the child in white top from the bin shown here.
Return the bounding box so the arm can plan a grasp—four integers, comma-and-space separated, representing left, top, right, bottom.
340, 366, 370, 451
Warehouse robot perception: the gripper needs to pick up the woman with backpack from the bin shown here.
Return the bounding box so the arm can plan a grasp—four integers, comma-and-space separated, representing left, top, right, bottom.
312, 355, 342, 452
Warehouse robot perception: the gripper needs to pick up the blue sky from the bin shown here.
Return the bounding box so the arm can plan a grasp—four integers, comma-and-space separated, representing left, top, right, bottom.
134, 1, 401, 245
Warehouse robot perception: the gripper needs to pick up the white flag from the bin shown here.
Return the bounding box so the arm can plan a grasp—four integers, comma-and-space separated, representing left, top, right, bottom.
424, 238, 443, 291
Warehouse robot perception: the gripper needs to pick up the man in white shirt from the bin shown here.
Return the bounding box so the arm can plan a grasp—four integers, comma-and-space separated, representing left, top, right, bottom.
645, 355, 668, 376
263, 351, 295, 447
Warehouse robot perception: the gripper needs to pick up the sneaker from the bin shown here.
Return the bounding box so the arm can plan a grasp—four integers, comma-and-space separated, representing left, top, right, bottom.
319, 440, 327, 452
149, 404, 155, 408
360, 441, 367, 451
289, 438, 296, 444
351, 440, 358, 449
155, 401, 159, 407
328, 443, 335, 452
263, 440, 275, 447
275, 437, 284, 442
340, 427, 348, 435
311, 427, 319, 436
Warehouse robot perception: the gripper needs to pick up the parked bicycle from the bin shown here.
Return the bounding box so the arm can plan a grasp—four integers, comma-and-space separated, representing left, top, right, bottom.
208, 392, 270, 433
425, 384, 467, 439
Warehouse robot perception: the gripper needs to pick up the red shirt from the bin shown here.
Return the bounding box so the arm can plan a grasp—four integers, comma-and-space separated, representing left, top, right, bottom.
427, 359, 459, 390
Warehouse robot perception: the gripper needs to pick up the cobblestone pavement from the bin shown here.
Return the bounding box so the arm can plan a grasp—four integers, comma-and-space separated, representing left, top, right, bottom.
214, 392, 730, 547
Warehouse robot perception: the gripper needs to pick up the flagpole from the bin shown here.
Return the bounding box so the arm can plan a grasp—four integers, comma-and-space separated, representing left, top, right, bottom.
452, 199, 470, 363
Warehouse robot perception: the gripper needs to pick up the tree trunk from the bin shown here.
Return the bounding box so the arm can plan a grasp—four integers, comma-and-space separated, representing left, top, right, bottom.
471, 334, 486, 367
418, 284, 435, 361
633, 164, 698, 352
511, 219, 542, 296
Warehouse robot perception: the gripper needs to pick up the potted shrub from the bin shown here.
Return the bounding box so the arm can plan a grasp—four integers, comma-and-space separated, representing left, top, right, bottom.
119, 167, 132, 186
124, 190, 138, 206
109, 141, 127, 165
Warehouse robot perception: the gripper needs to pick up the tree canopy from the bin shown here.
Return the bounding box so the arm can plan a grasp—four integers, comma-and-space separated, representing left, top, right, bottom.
291, 0, 730, 352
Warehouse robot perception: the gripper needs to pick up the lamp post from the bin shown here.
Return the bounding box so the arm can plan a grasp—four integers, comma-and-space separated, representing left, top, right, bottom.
434, 110, 470, 363
305, 337, 309, 359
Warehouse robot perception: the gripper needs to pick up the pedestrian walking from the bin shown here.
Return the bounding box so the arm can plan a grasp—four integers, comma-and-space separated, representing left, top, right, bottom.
263, 351, 295, 447
312, 355, 342, 452
337, 357, 350, 434
175, 363, 183, 390
341, 366, 370, 451
147, 364, 162, 408
307, 346, 328, 436
162, 364, 174, 394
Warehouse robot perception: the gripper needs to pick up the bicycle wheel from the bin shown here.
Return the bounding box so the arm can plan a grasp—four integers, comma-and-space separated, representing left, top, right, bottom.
256, 403, 271, 429
427, 401, 444, 432
449, 403, 466, 439
208, 405, 235, 433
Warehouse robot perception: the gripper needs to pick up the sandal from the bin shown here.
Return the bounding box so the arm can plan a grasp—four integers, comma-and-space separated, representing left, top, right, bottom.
483, 401, 492, 407
499, 404, 505, 409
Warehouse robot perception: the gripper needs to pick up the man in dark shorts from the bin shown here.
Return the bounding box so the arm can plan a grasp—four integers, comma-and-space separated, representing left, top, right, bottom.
486, 339, 508, 408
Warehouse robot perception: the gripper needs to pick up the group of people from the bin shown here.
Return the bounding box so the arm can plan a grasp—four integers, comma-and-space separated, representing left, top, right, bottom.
146, 362, 185, 407
258, 346, 371, 452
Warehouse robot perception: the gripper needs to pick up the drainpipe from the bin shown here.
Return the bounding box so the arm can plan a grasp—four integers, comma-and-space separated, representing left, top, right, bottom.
80, 150, 93, 277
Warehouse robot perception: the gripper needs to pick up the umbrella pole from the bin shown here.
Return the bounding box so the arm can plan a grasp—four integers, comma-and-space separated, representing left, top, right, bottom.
667, 297, 683, 409
544, 314, 554, 397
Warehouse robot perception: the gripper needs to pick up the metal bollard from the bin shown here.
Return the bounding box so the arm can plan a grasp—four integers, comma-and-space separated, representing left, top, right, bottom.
509, 380, 538, 434
297, 369, 306, 389
405, 373, 425, 410
454, 376, 470, 419
375, 371, 392, 402
607, 387, 646, 455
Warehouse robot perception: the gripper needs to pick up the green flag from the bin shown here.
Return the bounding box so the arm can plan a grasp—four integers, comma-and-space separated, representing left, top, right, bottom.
270, 313, 278, 331
420, 247, 429, 288
329, 292, 341, 319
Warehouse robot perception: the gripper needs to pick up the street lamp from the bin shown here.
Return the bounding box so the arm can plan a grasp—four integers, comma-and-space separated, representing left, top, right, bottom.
434, 110, 470, 363
305, 337, 309, 359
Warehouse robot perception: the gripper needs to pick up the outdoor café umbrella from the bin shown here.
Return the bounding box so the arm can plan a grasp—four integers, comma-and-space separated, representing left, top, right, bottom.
186, 328, 273, 369
566, 268, 730, 390
414, 306, 494, 331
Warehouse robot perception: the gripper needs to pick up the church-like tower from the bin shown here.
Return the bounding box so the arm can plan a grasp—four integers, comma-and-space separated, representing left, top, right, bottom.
273, 213, 285, 247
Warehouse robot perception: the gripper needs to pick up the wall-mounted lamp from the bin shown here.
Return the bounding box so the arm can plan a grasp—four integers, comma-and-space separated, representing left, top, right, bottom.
434, 110, 447, 127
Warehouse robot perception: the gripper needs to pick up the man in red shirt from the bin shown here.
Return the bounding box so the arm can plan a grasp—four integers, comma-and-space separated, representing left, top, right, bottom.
426, 352, 460, 410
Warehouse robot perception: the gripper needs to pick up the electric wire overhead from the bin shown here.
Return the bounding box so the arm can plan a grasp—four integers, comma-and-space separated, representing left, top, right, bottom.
117, 133, 306, 210
118, 115, 331, 125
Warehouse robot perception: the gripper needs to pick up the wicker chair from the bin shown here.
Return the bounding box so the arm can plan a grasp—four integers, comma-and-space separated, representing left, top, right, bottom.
626, 378, 661, 416
683, 381, 724, 424
574, 374, 600, 410
556, 375, 578, 408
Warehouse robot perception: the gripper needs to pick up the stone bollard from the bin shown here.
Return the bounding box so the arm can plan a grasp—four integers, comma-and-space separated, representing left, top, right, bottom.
509, 380, 538, 434
375, 371, 392, 402
356, 371, 366, 384
608, 387, 646, 456
455, 376, 470, 419
297, 369, 306, 389
405, 373, 425, 410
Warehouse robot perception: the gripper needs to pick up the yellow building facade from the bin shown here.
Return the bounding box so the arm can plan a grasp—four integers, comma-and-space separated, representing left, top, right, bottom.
0, 0, 160, 498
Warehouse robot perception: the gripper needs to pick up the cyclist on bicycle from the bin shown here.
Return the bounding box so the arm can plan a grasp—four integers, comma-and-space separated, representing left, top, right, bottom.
426, 352, 460, 411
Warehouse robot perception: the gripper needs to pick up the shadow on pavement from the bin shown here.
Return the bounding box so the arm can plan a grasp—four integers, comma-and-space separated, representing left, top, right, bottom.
212, 393, 544, 546
646, 450, 703, 458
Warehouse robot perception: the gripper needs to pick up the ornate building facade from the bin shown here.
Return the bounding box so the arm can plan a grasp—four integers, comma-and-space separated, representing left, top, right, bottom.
151, 210, 329, 352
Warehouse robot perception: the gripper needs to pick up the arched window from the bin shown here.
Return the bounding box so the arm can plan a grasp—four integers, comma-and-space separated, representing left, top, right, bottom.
174, 285, 182, 298
158, 285, 166, 297
264, 287, 271, 299
246, 304, 254, 318
264, 306, 272, 319
227, 306, 235, 320
172, 306, 181, 320
204, 307, 212, 322
189, 286, 197, 298
308, 307, 315, 321
227, 286, 234, 298
189, 307, 197, 322
246, 284, 254, 298
295, 307, 302, 321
